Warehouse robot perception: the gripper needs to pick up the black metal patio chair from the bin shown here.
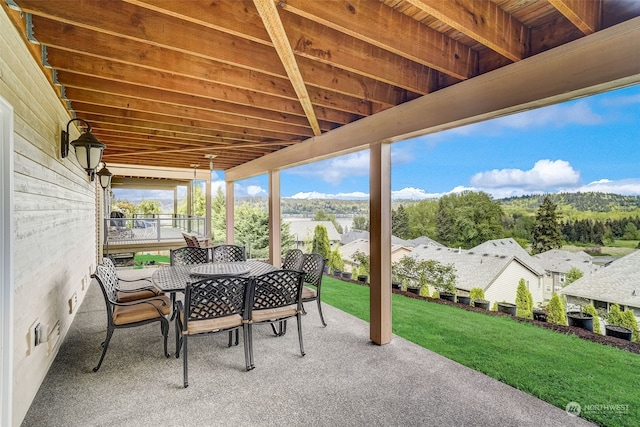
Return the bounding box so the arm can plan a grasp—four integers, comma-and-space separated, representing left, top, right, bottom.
175, 275, 251, 387
211, 244, 246, 263
300, 253, 328, 327
91, 265, 170, 372
170, 246, 210, 265
282, 248, 304, 271
102, 257, 164, 303
246, 269, 305, 370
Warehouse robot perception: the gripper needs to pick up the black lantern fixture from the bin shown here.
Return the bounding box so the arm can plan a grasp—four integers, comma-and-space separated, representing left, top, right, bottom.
61, 118, 106, 180
96, 163, 113, 190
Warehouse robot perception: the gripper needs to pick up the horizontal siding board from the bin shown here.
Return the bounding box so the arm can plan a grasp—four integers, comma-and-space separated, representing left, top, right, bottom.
2, 8, 99, 425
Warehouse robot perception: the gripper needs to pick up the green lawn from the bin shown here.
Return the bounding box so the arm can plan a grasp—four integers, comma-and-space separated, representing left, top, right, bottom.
321, 276, 640, 427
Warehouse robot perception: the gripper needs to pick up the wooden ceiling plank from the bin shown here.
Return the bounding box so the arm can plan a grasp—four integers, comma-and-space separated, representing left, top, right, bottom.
17, 0, 289, 77
279, 0, 477, 79
404, 0, 529, 62
129, 0, 435, 96
72, 102, 301, 142
548, 0, 602, 35
253, 0, 322, 136
57, 70, 355, 127
34, 20, 378, 115
64, 87, 321, 136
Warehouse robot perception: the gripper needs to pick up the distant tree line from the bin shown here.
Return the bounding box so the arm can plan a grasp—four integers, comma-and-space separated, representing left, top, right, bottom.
561, 216, 640, 245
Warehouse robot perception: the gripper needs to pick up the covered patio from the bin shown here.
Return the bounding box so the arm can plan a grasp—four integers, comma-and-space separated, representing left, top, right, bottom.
22, 267, 591, 427
2, 1, 640, 426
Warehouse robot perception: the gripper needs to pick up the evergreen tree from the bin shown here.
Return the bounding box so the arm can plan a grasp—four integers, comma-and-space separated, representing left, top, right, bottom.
392, 205, 410, 239
583, 304, 601, 334
547, 294, 566, 325
311, 225, 331, 260
515, 278, 533, 319
469, 287, 485, 304
531, 196, 563, 254
211, 187, 226, 244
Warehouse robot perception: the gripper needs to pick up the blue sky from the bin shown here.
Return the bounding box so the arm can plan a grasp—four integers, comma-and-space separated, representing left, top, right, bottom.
115, 84, 640, 203
230, 83, 640, 200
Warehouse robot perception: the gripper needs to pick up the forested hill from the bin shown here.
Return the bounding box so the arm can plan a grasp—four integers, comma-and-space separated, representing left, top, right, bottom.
237, 192, 640, 216
499, 193, 640, 212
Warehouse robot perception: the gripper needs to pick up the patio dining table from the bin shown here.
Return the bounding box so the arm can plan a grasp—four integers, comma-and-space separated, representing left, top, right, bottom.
151, 260, 279, 293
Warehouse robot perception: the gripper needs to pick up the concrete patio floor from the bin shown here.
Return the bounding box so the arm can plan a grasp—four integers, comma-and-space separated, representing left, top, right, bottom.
21, 267, 593, 426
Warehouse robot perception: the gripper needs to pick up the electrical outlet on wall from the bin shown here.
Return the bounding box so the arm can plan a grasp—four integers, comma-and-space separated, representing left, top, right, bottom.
28, 319, 39, 355
69, 292, 78, 314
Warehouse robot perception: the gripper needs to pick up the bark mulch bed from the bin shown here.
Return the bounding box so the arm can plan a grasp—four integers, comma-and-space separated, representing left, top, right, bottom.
395, 289, 640, 355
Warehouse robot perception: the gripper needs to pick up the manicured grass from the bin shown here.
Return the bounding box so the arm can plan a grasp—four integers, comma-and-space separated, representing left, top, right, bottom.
133, 253, 170, 267
321, 277, 640, 427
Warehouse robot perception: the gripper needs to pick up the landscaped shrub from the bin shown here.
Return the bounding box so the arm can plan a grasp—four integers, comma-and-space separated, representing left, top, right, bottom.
547, 294, 566, 325
622, 310, 640, 343
491, 301, 498, 311
469, 287, 485, 304
608, 304, 640, 343
583, 304, 602, 334
515, 278, 533, 319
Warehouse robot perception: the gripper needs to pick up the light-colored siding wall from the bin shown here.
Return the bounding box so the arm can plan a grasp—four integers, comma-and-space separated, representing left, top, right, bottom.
485, 261, 544, 307
1, 8, 98, 426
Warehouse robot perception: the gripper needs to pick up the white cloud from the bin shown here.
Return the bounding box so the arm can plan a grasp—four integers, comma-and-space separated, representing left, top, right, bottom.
470, 159, 580, 190
569, 178, 640, 195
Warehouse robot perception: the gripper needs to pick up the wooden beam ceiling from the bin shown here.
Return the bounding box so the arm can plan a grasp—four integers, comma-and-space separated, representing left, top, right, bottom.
3, 0, 638, 171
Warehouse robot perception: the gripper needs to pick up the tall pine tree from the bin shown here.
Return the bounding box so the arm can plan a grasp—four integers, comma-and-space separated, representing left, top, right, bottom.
531, 196, 563, 254
392, 205, 410, 239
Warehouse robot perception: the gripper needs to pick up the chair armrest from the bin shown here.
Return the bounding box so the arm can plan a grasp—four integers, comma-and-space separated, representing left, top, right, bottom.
118, 277, 152, 283
118, 284, 160, 294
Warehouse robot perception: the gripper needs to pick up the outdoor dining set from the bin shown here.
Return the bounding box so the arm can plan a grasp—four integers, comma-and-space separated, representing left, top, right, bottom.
91, 245, 326, 388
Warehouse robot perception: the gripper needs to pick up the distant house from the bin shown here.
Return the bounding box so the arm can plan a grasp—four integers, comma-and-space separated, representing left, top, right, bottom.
284, 220, 341, 251
339, 238, 412, 274
534, 249, 598, 296
410, 244, 545, 306
560, 250, 640, 321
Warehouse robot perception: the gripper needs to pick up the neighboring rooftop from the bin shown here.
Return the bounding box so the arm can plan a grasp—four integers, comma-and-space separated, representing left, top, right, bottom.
560, 250, 640, 308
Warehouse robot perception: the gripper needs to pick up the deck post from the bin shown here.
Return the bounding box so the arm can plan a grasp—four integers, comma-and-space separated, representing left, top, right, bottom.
369, 142, 392, 345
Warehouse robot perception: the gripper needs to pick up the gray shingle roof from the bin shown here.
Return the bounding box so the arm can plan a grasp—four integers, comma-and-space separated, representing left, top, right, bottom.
471, 238, 546, 275
341, 230, 443, 248
534, 249, 597, 275
559, 250, 640, 307
409, 245, 538, 292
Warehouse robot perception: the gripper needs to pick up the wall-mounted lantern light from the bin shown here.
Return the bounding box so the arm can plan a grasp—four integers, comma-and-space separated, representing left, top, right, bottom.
61, 118, 106, 180
96, 163, 113, 190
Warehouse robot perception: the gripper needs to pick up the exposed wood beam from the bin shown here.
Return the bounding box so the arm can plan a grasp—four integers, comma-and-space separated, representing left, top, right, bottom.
253, 0, 321, 136
32, 18, 379, 115
227, 17, 640, 180
127, 0, 437, 96
64, 87, 319, 136
404, 0, 529, 62
279, 0, 477, 80
548, 0, 602, 35
72, 103, 300, 142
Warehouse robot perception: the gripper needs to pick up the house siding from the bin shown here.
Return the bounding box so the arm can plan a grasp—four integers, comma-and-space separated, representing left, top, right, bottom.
485, 262, 544, 307
1, 8, 98, 426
